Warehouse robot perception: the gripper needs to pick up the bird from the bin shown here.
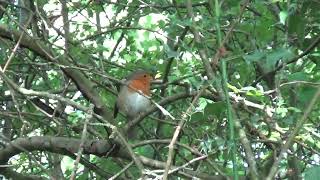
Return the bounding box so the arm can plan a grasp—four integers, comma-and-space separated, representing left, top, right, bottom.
114, 70, 153, 138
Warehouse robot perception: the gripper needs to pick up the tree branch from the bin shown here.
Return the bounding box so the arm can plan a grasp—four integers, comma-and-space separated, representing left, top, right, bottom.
0, 24, 112, 123
0, 136, 228, 179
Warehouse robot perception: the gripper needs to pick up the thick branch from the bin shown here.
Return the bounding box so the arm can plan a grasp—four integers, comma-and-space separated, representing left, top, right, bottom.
0, 168, 43, 180
0, 136, 227, 179
0, 24, 111, 122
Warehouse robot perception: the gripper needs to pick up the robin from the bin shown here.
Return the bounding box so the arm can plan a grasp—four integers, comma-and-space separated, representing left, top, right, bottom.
114, 70, 153, 138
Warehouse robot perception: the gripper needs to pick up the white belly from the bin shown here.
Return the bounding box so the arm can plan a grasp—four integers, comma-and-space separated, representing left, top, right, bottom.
125, 92, 150, 115
117, 88, 151, 118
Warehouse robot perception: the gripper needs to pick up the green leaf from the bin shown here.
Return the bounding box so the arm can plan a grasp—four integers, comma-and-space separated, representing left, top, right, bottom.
279, 11, 288, 25
166, 49, 179, 58
228, 84, 240, 93
266, 48, 294, 67
243, 51, 265, 64
298, 86, 317, 106
143, 31, 150, 40
204, 102, 226, 119
287, 3, 307, 45
287, 107, 302, 113
158, 20, 166, 28
246, 89, 264, 98
190, 112, 204, 122
87, 8, 93, 17
305, 166, 320, 180
287, 72, 309, 82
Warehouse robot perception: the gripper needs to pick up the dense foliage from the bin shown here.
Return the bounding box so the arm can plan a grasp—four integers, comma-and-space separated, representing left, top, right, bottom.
0, 0, 319, 179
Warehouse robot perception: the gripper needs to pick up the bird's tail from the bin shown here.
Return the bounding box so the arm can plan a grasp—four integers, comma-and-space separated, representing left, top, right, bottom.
127, 126, 138, 140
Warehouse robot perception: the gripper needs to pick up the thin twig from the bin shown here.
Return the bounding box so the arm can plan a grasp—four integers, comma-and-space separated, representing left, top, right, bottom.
2, 33, 23, 72
162, 84, 207, 180
280, 80, 320, 87
185, 0, 215, 79
109, 161, 134, 180
90, 121, 145, 176
0, 69, 146, 176
70, 104, 94, 180
211, 0, 250, 66
167, 155, 208, 175
234, 118, 259, 179
252, 35, 320, 86
266, 86, 320, 179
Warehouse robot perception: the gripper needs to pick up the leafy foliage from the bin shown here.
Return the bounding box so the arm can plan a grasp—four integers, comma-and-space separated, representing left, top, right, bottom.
0, 0, 319, 179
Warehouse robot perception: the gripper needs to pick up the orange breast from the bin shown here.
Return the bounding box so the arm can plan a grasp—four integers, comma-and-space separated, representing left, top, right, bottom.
128, 79, 151, 96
